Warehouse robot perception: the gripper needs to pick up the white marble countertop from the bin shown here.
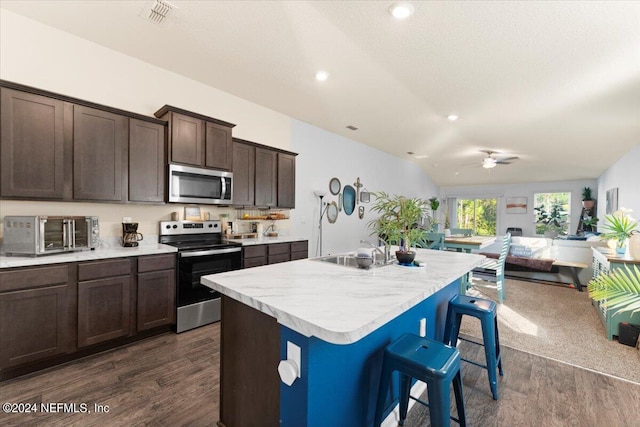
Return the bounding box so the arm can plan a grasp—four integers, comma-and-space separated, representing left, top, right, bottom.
0, 240, 177, 269
202, 248, 485, 345
224, 236, 308, 246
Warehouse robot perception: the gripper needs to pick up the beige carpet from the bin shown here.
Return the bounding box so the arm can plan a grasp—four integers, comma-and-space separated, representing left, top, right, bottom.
460, 278, 640, 384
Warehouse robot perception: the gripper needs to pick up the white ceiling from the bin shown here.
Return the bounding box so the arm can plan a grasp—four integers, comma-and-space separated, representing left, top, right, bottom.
2, 0, 639, 187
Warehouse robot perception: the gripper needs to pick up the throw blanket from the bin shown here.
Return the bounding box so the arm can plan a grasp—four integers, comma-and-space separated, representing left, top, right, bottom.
480, 252, 555, 272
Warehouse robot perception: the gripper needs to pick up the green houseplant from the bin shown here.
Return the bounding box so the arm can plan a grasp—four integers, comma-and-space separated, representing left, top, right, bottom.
534, 202, 568, 238
582, 187, 595, 210
600, 208, 639, 255
368, 192, 427, 264
588, 264, 640, 316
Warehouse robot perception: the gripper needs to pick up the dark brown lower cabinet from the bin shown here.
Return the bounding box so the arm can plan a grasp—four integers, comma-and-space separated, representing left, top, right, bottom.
242, 244, 267, 268
77, 259, 132, 348
137, 254, 176, 331
0, 265, 75, 370
78, 275, 131, 348
242, 241, 309, 268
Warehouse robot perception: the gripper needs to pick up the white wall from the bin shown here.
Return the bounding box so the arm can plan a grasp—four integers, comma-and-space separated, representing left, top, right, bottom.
597, 143, 640, 225
289, 120, 439, 256
441, 179, 598, 237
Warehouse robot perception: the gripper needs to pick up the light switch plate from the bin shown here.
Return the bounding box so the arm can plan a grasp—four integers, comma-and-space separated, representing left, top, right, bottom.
287, 341, 301, 378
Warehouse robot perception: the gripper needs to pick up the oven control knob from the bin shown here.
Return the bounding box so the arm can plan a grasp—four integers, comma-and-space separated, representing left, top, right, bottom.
208, 224, 213, 228
165, 225, 171, 229
172, 225, 178, 229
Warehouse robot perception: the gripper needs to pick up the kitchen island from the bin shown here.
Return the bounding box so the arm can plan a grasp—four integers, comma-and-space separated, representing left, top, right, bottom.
202, 248, 484, 427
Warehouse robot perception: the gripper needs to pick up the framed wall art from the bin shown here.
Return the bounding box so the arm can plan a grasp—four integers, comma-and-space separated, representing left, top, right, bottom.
506, 197, 527, 214
606, 187, 618, 214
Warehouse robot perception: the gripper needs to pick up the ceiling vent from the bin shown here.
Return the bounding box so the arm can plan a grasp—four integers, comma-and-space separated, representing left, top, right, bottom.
140, 0, 176, 24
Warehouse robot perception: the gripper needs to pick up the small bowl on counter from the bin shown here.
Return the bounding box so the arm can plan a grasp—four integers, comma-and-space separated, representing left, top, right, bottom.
355, 255, 374, 269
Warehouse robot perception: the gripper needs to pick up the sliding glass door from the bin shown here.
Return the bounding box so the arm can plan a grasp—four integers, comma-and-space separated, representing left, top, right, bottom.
456, 198, 497, 236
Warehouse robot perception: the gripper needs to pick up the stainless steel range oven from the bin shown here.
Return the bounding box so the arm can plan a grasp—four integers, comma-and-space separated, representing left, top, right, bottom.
159, 220, 241, 333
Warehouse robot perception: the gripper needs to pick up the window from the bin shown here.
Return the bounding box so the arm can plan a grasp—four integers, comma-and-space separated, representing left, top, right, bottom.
456, 198, 497, 236
534, 192, 571, 235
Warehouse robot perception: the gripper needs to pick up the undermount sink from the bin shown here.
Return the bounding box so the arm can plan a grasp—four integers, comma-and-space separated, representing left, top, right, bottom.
312, 254, 391, 270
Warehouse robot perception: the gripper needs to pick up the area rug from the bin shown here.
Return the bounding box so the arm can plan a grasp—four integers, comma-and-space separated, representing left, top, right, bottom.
460, 278, 640, 384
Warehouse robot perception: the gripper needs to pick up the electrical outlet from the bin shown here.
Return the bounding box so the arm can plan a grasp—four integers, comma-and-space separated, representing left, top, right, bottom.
419, 318, 426, 337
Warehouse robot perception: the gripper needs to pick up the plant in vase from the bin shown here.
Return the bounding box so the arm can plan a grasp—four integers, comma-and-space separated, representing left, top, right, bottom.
534, 202, 568, 238
368, 192, 427, 265
600, 208, 639, 255
582, 216, 599, 233
588, 264, 640, 316
581, 186, 595, 210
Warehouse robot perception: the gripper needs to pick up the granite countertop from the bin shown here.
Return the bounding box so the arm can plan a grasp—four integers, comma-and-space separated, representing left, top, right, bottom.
0, 239, 177, 269
201, 248, 484, 345
224, 236, 308, 246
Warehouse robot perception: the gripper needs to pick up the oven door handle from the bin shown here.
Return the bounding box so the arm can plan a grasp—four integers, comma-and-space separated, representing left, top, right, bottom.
179, 247, 242, 258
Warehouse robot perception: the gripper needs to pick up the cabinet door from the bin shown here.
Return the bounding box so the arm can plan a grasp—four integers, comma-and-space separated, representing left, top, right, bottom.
78, 275, 131, 347
0, 88, 65, 199
255, 147, 277, 207
277, 153, 296, 208
205, 121, 233, 171
73, 105, 127, 201
129, 119, 165, 203
0, 285, 72, 369
232, 142, 255, 206
170, 112, 204, 166
137, 269, 175, 331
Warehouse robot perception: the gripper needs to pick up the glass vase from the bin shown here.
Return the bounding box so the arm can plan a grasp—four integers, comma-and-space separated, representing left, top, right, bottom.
615, 238, 628, 255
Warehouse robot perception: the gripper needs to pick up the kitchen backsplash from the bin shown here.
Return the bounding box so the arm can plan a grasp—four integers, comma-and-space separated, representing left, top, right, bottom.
0, 200, 290, 239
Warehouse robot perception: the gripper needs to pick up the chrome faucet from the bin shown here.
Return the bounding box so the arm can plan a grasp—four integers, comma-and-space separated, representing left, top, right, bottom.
360, 239, 390, 264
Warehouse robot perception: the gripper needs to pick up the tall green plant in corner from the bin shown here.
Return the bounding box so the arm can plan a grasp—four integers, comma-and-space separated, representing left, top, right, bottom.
368, 192, 426, 253
588, 264, 640, 316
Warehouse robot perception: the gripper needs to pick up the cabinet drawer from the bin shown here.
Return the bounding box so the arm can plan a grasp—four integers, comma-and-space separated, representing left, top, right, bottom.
78, 259, 130, 281
0, 265, 69, 292
138, 254, 176, 273
244, 257, 267, 269
291, 241, 308, 253
244, 245, 267, 258
268, 243, 290, 256
268, 253, 290, 265
290, 251, 308, 261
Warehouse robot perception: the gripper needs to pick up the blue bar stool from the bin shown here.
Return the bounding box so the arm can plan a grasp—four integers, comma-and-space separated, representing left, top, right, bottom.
374, 333, 466, 427
444, 294, 503, 400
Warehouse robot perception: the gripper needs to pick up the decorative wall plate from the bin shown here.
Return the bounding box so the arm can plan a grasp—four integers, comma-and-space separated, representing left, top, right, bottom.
329, 177, 341, 195
327, 202, 339, 223
343, 185, 356, 216
358, 206, 365, 219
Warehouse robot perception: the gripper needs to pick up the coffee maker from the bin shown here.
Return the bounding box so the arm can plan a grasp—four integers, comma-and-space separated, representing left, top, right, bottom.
122, 222, 143, 247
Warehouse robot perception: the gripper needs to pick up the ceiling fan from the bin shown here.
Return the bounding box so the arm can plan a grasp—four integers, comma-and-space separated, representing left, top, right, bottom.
480, 150, 519, 169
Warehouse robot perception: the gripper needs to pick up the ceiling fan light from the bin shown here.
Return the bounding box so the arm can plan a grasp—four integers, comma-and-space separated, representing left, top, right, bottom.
482, 158, 497, 168
389, 2, 414, 20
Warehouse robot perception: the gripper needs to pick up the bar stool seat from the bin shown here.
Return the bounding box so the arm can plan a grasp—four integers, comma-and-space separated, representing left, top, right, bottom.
444, 294, 503, 400
374, 333, 466, 427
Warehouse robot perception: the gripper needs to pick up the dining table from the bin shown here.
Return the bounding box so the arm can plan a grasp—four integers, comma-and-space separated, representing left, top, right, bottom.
443, 235, 496, 253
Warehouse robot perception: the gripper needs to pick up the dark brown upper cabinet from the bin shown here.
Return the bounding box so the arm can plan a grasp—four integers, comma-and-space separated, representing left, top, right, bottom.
0, 88, 66, 199
155, 105, 235, 170
73, 105, 128, 202
277, 153, 296, 208
232, 140, 256, 206
0, 80, 166, 204
129, 119, 165, 203
206, 121, 233, 171
255, 147, 278, 207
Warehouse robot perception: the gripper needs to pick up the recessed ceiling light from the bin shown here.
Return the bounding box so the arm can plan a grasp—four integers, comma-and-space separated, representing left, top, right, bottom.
389, 2, 414, 19
447, 114, 459, 122
315, 70, 329, 81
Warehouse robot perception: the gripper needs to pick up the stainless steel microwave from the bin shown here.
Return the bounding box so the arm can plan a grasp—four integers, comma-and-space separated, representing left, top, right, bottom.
2, 216, 100, 256
168, 164, 233, 205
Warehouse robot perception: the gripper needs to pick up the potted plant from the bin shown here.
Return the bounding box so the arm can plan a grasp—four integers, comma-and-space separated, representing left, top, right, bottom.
582, 216, 599, 233
582, 187, 595, 210
588, 264, 640, 316
368, 192, 427, 265
534, 202, 568, 238
600, 208, 639, 255
428, 196, 440, 232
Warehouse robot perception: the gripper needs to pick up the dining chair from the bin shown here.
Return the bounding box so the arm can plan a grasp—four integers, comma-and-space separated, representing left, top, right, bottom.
416, 232, 445, 250
450, 228, 473, 236
469, 233, 511, 303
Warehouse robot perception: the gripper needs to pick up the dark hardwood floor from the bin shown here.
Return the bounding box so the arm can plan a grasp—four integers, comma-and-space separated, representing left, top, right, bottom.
1, 323, 638, 426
